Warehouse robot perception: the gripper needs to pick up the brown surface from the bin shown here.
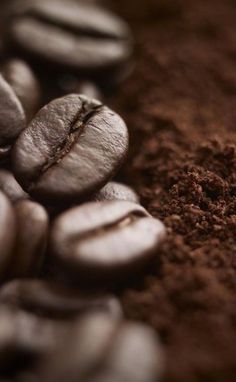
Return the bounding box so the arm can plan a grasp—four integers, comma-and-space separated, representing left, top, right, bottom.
109, 1, 236, 381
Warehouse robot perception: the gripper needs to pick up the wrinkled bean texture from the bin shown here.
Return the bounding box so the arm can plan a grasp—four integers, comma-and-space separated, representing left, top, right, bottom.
50, 201, 166, 284
92, 181, 139, 203
13, 94, 129, 203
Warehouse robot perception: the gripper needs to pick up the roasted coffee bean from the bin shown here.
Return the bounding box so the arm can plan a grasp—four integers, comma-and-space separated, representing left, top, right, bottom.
92, 181, 139, 203
0, 279, 123, 319
5, 0, 133, 77
0, 191, 16, 279
0, 75, 26, 159
57, 74, 102, 100
37, 313, 164, 382
45, 181, 138, 218
0, 146, 11, 160
50, 201, 166, 284
8, 200, 49, 278
0, 306, 63, 377
12, 94, 129, 203
0, 170, 28, 203
2, 59, 41, 121
74, 82, 102, 100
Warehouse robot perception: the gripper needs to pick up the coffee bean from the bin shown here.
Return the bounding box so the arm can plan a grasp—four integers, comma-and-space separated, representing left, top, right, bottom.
0, 170, 28, 203
8, 200, 49, 278
12, 94, 129, 203
92, 181, 139, 203
0, 75, 26, 160
1, 59, 41, 121
0, 191, 16, 279
37, 313, 164, 382
90, 321, 165, 382
75, 82, 102, 100
0, 279, 123, 319
57, 74, 102, 100
45, 181, 138, 219
50, 201, 166, 284
0, 306, 63, 377
0, 146, 11, 160
5, 0, 133, 77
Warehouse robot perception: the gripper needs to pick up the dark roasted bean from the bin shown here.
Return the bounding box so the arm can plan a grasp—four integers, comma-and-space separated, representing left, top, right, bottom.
57, 74, 102, 100
2, 59, 41, 121
0, 279, 122, 319
37, 313, 165, 382
8, 200, 49, 278
92, 181, 139, 203
0, 191, 16, 278
0, 146, 11, 161
75, 82, 102, 100
0, 75, 26, 159
50, 201, 166, 284
0, 306, 64, 377
0, 170, 28, 203
12, 94, 129, 204
5, 0, 133, 78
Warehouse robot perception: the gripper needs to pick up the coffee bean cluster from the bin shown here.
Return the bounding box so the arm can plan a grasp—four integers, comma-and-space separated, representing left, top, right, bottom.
0, 0, 166, 380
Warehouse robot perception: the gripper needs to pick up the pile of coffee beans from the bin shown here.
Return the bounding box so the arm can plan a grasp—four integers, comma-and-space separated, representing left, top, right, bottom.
0, 0, 166, 380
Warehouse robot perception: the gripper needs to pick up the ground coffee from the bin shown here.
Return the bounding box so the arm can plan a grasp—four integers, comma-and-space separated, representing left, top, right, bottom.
109, 0, 236, 381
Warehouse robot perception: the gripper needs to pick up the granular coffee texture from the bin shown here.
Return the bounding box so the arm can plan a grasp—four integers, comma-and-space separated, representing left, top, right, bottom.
109, 0, 236, 381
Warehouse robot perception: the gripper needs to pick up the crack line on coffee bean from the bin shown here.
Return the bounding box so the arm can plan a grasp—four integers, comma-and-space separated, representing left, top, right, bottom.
18, 13, 126, 41
69, 212, 147, 244
30, 103, 103, 188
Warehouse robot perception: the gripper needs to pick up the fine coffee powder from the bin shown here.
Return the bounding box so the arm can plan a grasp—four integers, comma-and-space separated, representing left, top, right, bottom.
109, 0, 236, 381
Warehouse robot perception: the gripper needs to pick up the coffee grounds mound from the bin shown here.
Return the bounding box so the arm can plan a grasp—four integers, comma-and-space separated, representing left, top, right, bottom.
109, 0, 236, 381
122, 140, 236, 382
